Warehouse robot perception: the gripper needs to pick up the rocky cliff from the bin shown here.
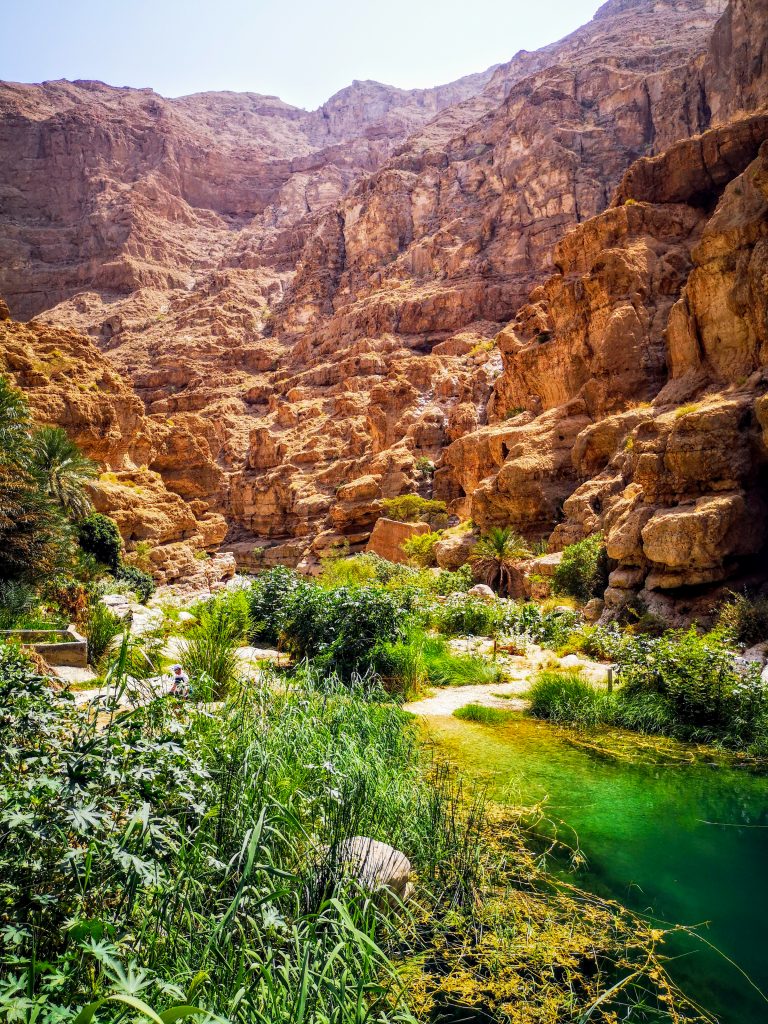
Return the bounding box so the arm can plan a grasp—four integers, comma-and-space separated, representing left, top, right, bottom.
1, 0, 767, 602
0, 302, 229, 584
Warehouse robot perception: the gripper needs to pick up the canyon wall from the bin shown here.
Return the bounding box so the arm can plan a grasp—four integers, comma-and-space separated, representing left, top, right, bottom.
1, 0, 767, 604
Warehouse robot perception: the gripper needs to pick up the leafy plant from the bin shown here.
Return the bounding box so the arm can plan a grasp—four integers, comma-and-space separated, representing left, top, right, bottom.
77, 513, 123, 572
552, 534, 609, 602
247, 565, 311, 644
401, 530, 442, 567
414, 456, 435, 478
717, 591, 768, 647
28, 425, 98, 519
380, 494, 448, 529
115, 564, 155, 603
469, 526, 531, 597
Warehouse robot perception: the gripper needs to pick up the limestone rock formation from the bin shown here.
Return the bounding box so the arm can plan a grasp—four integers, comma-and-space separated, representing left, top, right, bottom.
1, 0, 768, 612
0, 313, 226, 583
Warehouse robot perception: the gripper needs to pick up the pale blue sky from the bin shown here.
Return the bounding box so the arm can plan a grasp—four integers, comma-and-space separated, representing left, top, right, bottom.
3, 0, 603, 110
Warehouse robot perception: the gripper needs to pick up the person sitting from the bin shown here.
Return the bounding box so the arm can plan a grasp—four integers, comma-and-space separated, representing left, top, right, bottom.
168, 663, 190, 699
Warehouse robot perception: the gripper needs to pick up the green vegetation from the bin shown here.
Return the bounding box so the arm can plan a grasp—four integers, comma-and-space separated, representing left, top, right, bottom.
528, 629, 768, 753
77, 512, 123, 571
469, 526, 531, 597
717, 590, 768, 647
552, 534, 609, 601
29, 424, 98, 519
376, 627, 503, 696
380, 494, 448, 529
400, 529, 441, 567
114, 564, 155, 602
529, 669, 614, 728
0, 380, 159, 650
414, 455, 435, 478
180, 593, 247, 698
453, 703, 516, 725
0, 628, 699, 1024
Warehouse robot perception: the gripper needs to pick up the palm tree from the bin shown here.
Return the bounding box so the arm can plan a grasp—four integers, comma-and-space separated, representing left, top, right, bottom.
0, 375, 31, 467
470, 526, 532, 597
29, 426, 98, 520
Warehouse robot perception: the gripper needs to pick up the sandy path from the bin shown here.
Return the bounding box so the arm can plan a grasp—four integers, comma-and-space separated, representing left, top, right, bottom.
404, 678, 531, 716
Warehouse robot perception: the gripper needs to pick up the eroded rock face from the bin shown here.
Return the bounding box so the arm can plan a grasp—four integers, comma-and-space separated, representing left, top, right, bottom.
0, 0, 728, 567
2, 0, 768, 607
0, 315, 226, 584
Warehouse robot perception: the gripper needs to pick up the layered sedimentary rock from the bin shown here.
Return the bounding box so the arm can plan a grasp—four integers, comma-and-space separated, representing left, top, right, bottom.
1, 0, 767, 605
0, 308, 227, 583
444, 103, 768, 611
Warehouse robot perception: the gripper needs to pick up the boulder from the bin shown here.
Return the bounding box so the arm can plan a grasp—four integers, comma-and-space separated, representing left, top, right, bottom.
333, 837, 412, 901
467, 584, 496, 600
366, 518, 430, 564
433, 531, 476, 570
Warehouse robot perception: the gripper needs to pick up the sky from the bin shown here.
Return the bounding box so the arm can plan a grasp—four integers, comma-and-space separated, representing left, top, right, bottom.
3, 0, 604, 110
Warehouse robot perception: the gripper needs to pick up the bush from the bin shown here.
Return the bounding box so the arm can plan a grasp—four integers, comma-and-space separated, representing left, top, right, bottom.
247, 566, 311, 644
115, 564, 155, 602
401, 530, 442, 567
319, 553, 380, 588
83, 599, 124, 666
431, 593, 506, 637
552, 535, 609, 602
528, 670, 615, 728
614, 628, 768, 743
180, 598, 244, 699
717, 591, 768, 647
381, 494, 448, 529
77, 512, 123, 571
281, 584, 415, 681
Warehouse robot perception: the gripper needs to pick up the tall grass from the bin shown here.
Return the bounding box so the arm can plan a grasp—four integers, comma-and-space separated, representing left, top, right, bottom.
84, 598, 124, 666
375, 628, 503, 696
180, 597, 244, 698
528, 669, 615, 728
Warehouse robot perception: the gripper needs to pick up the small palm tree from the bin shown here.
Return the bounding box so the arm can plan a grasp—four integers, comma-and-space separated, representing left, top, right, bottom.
470, 526, 532, 597
0, 375, 31, 466
29, 426, 98, 520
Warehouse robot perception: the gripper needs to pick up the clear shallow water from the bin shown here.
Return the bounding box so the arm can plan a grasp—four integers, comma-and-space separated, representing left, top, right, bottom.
421, 713, 768, 1024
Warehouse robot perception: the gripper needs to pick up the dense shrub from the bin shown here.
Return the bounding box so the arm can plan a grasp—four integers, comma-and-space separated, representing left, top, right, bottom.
553, 535, 609, 602
717, 591, 768, 647
115, 563, 155, 602
401, 530, 442, 567
380, 494, 448, 529
77, 512, 123, 571
247, 565, 311, 644
614, 628, 768, 744
281, 584, 415, 680
431, 595, 579, 648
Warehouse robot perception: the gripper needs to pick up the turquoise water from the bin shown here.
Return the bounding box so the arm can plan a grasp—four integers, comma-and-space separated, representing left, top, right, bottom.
422, 713, 768, 1023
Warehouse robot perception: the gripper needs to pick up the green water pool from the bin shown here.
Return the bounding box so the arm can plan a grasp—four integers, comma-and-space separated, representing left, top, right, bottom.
420, 713, 768, 1023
